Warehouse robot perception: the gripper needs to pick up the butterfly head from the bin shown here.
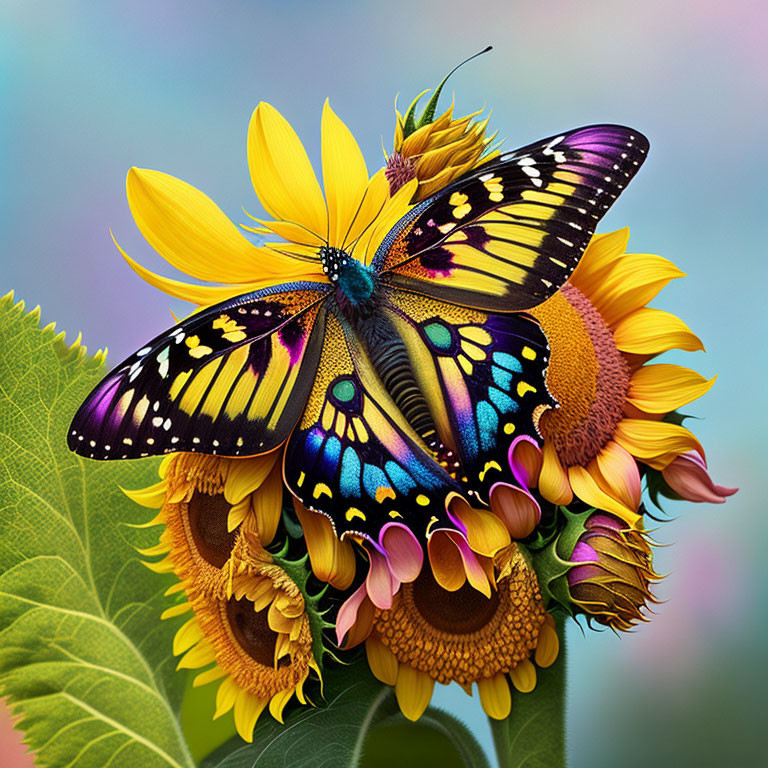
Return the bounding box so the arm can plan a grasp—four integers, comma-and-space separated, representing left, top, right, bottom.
320, 246, 376, 310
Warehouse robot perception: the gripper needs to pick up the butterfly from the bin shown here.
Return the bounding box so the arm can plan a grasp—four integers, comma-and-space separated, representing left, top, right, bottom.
69, 125, 649, 540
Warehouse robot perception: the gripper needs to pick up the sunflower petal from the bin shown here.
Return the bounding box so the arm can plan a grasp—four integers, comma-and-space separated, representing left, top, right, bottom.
586, 254, 685, 326
365, 636, 399, 686
628, 364, 716, 413
613, 418, 705, 470
569, 228, 630, 294
508, 659, 537, 693
395, 665, 434, 721
321, 101, 369, 248
567, 465, 640, 526
247, 102, 327, 240
126, 168, 285, 283
612, 307, 704, 354
478, 674, 512, 719
593, 442, 642, 512
539, 440, 573, 505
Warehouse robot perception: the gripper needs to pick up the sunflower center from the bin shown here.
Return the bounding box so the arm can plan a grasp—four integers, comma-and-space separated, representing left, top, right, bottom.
531, 284, 630, 467
385, 152, 416, 195
226, 597, 288, 668
412, 566, 500, 634
373, 554, 545, 685
188, 490, 238, 567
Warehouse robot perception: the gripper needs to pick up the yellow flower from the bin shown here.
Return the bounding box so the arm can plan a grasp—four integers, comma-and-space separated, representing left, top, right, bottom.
528, 228, 714, 525
116, 102, 416, 306
342, 544, 559, 721
387, 99, 499, 201
127, 452, 322, 740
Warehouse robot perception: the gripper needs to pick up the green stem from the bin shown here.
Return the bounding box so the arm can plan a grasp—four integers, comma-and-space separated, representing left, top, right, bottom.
489, 616, 567, 768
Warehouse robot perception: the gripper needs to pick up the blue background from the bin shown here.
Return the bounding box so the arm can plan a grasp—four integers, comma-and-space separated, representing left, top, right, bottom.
2, 1, 766, 765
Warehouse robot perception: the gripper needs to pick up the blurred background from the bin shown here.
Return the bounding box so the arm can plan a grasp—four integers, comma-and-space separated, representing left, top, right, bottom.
1, 1, 766, 765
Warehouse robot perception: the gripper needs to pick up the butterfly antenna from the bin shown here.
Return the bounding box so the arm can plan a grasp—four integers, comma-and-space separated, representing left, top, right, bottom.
408, 46, 493, 131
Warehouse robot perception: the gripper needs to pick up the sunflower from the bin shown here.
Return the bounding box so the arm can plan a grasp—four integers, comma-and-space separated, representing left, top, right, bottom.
387, 97, 498, 201
527, 228, 717, 525
126, 452, 323, 739
339, 544, 559, 721
116, 101, 417, 306
298, 494, 511, 637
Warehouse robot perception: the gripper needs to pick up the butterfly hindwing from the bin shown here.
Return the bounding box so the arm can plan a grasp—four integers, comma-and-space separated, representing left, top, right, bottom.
283, 312, 460, 540
375, 124, 648, 311
68, 283, 331, 459
384, 288, 553, 502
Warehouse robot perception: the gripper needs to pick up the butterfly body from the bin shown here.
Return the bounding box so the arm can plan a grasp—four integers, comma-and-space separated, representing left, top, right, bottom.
69, 124, 650, 540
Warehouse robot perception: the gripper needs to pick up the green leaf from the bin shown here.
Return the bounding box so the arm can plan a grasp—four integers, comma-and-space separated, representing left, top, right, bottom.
363, 707, 491, 768
488, 616, 566, 768
0, 294, 194, 768
203, 659, 397, 768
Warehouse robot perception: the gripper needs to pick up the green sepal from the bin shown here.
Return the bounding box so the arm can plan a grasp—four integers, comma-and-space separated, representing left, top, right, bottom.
400, 47, 492, 140
645, 465, 683, 512
272, 547, 339, 670
529, 508, 592, 613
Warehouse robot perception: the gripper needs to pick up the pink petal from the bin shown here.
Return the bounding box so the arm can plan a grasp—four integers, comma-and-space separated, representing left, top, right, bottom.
380, 523, 424, 583
335, 583, 368, 644
365, 544, 398, 610
662, 452, 738, 504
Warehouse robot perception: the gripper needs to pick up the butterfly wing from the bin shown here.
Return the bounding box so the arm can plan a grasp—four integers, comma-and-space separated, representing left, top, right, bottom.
283, 311, 461, 540
374, 125, 648, 311
383, 288, 553, 503
68, 282, 331, 459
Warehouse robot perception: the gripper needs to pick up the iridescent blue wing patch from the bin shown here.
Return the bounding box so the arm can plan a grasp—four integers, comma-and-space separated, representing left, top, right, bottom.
384, 288, 553, 503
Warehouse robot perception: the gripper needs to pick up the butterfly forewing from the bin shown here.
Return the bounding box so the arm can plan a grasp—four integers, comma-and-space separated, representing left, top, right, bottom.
375, 124, 648, 311
68, 283, 331, 459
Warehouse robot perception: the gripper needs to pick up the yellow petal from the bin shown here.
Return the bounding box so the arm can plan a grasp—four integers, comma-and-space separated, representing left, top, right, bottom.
539, 440, 573, 505
449, 497, 511, 557
586, 254, 685, 327
567, 465, 640, 526
247, 102, 327, 240
251, 459, 284, 546
177, 638, 215, 670
268, 687, 295, 724
321, 101, 369, 248
126, 168, 277, 283
255, 217, 326, 248
613, 418, 704, 470
355, 177, 417, 265
193, 665, 228, 688
569, 228, 630, 294
343, 169, 391, 251
121, 479, 168, 509
116, 238, 275, 306
535, 621, 560, 668
509, 660, 537, 693
161, 602, 191, 620
612, 307, 704, 355
593, 441, 642, 512
427, 530, 466, 592
628, 364, 716, 413
395, 665, 434, 721
214, 677, 239, 718
223, 450, 280, 505
477, 674, 512, 719
365, 636, 399, 686
234, 689, 267, 742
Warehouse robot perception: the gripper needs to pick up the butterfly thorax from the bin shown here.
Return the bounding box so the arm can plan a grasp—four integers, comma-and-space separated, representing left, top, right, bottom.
320, 247, 375, 310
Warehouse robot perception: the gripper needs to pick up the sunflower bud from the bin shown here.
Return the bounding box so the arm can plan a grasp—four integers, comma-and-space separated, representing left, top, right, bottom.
567, 513, 658, 630
388, 50, 499, 201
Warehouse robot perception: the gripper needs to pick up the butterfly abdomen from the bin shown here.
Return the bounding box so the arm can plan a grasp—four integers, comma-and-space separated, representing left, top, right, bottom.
358, 310, 439, 450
